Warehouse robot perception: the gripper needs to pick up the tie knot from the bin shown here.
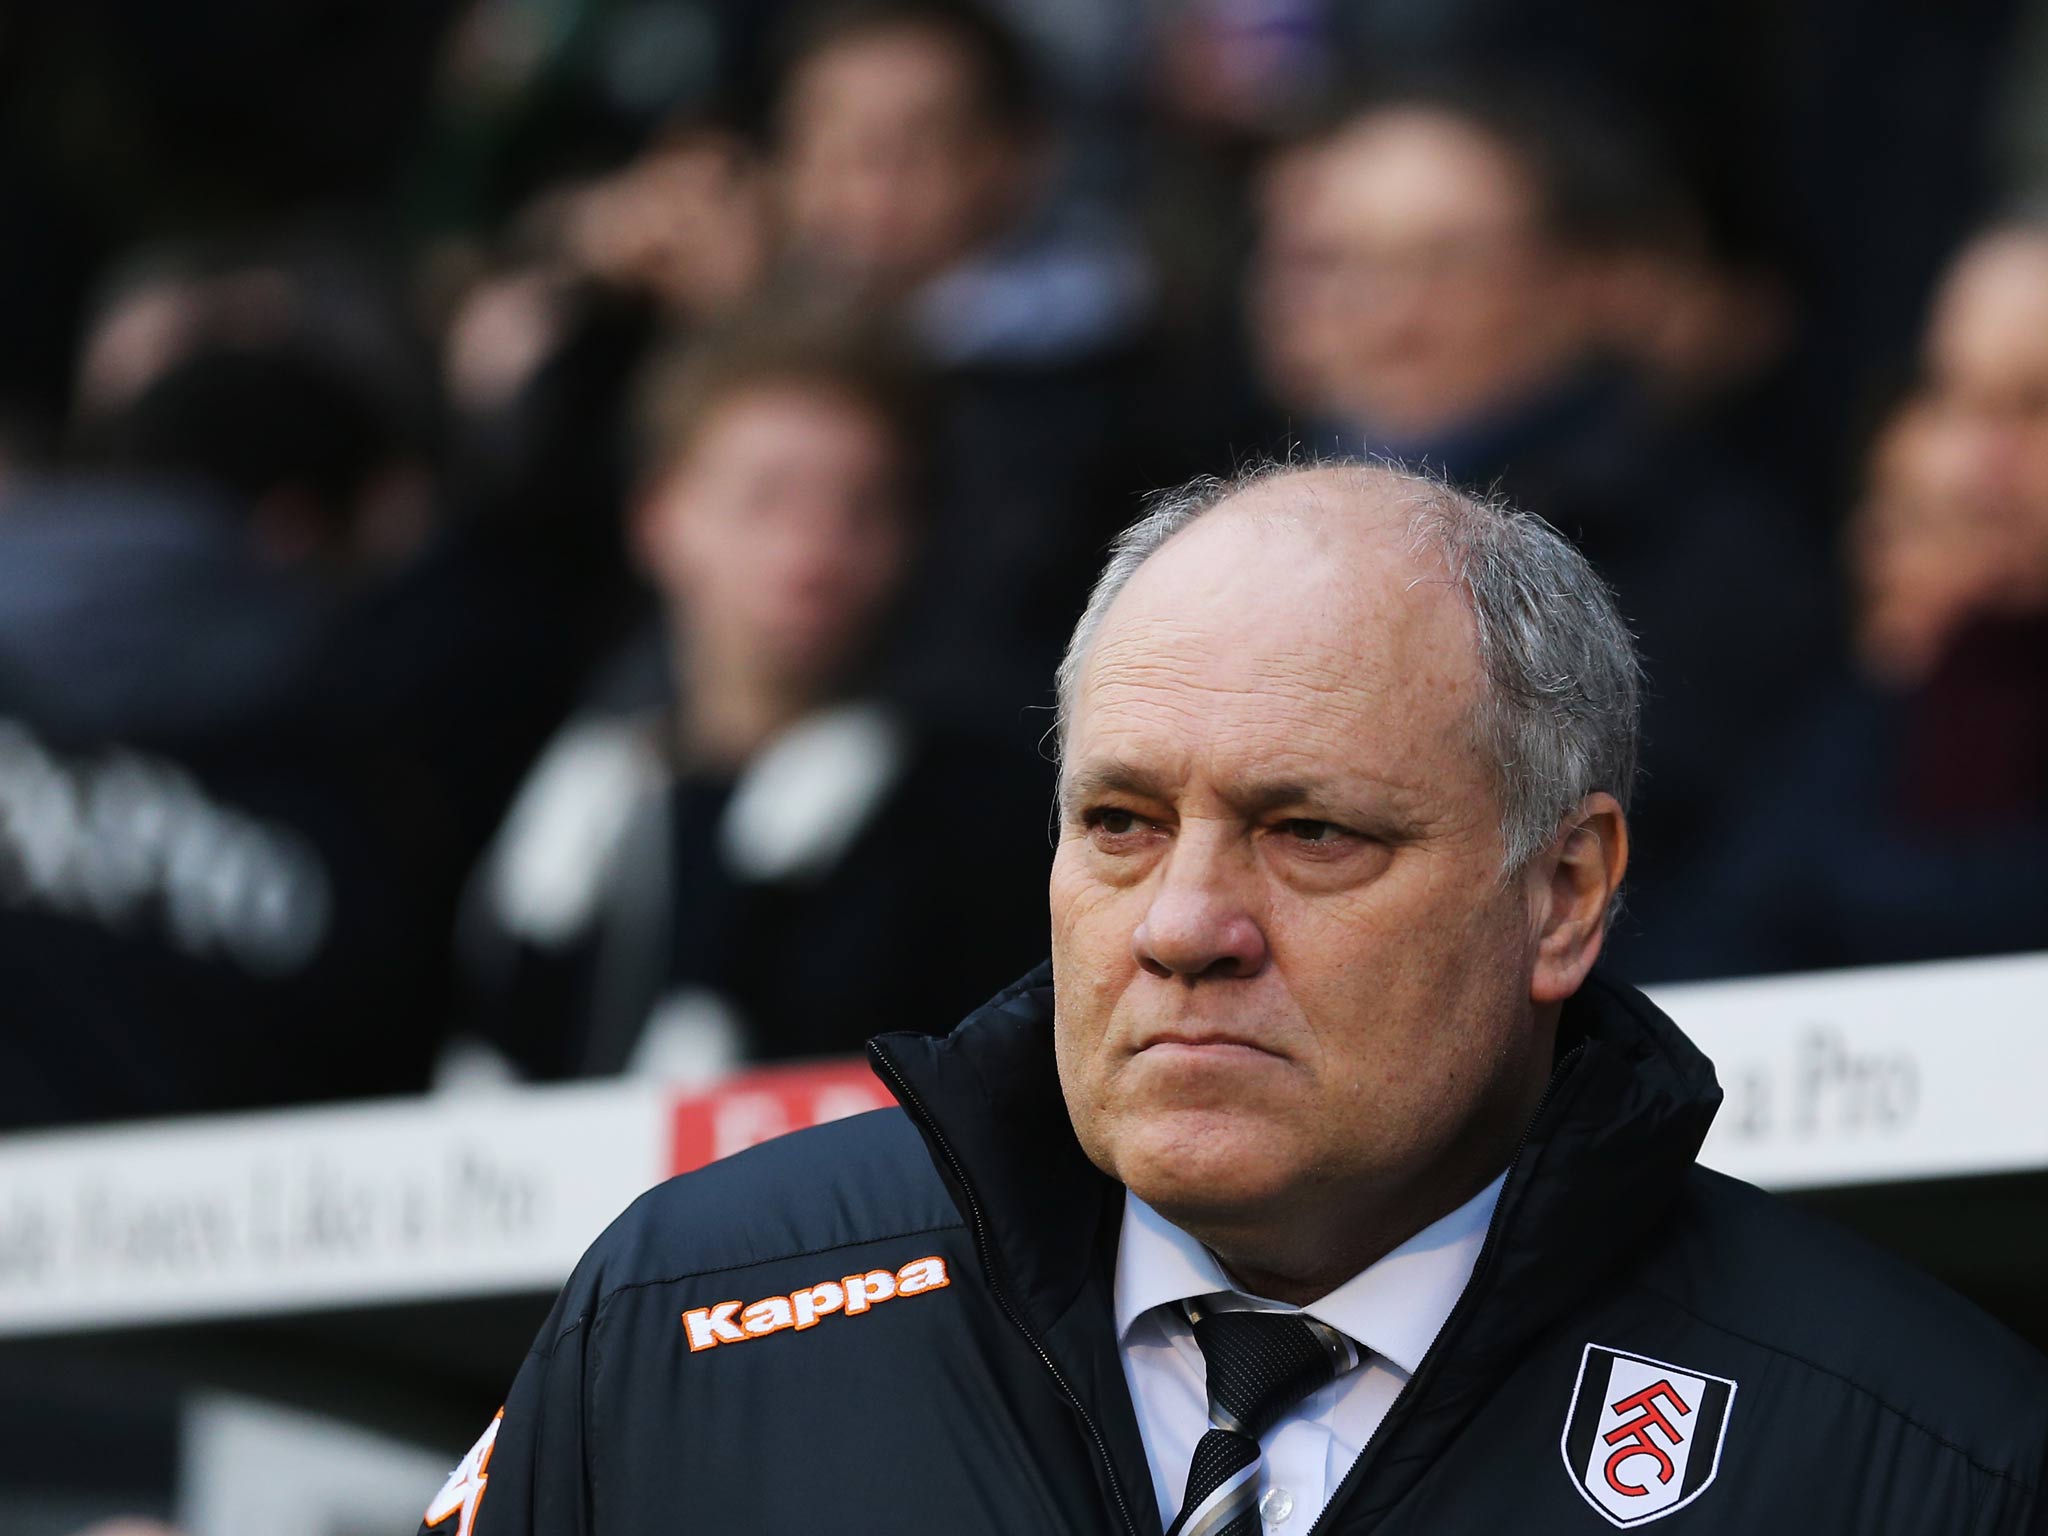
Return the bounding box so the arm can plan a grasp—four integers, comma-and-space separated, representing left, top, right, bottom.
1186, 1302, 1358, 1440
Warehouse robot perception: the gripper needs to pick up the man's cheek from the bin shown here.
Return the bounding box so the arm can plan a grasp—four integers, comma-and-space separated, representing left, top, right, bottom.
1047, 862, 1096, 950
1052, 885, 1140, 983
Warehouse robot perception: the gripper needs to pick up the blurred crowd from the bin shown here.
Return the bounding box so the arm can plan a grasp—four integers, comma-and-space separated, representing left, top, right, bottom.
2, 0, 2047, 1135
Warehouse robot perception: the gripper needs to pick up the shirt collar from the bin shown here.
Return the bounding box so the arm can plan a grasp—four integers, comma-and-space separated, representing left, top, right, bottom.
1113, 1172, 1507, 1377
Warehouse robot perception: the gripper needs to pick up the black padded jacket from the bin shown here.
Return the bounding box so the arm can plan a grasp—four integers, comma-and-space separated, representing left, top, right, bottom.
422, 963, 2048, 1534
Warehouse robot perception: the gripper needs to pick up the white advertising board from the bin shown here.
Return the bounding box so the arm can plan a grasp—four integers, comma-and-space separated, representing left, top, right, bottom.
0, 1059, 896, 1337
1655, 950, 2048, 1188
0, 1082, 666, 1336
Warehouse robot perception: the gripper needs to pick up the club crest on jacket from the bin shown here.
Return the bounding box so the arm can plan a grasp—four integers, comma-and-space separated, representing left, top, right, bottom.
1561, 1344, 1736, 1527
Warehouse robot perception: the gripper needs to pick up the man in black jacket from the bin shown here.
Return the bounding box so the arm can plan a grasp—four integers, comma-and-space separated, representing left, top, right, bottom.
426, 461, 2048, 1535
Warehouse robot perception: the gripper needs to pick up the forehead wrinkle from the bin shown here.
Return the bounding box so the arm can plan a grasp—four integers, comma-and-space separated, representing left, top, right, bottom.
1087, 632, 1367, 705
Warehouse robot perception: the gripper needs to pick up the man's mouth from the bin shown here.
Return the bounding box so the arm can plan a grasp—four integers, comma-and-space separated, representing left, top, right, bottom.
1136, 1029, 1285, 1060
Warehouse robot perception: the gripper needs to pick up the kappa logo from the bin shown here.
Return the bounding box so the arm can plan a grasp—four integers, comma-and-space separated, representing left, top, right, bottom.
683, 1255, 950, 1352
1561, 1344, 1736, 1527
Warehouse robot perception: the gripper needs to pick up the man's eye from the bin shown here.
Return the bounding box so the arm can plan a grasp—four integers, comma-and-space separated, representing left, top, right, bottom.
1280, 819, 1345, 844
1087, 808, 1141, 836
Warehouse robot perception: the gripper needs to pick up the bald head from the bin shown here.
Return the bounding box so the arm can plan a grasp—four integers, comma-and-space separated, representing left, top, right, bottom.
1097, 465, 1474, 662
1104, 465, 1475, 639
1056, 459, 1640, 874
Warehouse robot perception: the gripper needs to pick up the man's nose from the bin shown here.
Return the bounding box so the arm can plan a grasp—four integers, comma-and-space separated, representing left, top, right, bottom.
1131, 838, 1268, 981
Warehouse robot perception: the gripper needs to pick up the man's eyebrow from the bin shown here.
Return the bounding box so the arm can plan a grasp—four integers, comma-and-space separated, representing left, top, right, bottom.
1059, 766, 1375, 818
1058, 762, 1168, 809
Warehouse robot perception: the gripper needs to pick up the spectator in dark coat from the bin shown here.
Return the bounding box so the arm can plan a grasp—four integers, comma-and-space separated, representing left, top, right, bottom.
0, 345, 457, 1128
452, 309, 1051, 1084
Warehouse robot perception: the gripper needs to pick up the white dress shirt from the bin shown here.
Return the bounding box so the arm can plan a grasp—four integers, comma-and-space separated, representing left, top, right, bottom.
1113, 1173, 1507, 1531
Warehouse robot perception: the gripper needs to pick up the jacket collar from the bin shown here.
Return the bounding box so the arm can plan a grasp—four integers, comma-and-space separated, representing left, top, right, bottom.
868, 962, 1722, 1535
869, 962, 1155, 1533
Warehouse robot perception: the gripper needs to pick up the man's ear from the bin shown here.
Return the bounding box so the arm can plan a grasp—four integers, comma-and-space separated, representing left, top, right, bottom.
1527, 792, 1628, 1005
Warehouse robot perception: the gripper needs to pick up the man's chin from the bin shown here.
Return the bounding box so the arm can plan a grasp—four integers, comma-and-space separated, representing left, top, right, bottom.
1109, 1116, 1304, 1228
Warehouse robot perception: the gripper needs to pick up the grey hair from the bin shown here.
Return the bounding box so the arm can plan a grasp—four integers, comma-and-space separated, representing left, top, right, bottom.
1052, 458, 1642, 874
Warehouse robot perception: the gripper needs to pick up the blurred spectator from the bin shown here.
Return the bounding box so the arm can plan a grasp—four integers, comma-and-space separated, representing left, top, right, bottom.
1850, 402, 2025, 688
1590, 191, 1792, 428
95, 347, 434, 581
541, 127, 772, 329
766, 0, 1158, 739
1249, 83, 1620, 445
1636, 222, 2048, 980
405, 0, 787, 244
0, 341, 449, 1128
92, 238, 599, 749
440, 0, 1161, 749
452, 308, 1049, 1083
1244, 77, 1836, 929
1917, 221, 2048, 585
62, 235, 428, 434
0, 220, 626, 1129
765, 0, 1147, 351
1849, 221, 2048, 834
772, 0, 1047, 306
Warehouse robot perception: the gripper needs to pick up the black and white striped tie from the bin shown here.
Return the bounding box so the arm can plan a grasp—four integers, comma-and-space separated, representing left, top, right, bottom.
1167, 1300, 1361, 1536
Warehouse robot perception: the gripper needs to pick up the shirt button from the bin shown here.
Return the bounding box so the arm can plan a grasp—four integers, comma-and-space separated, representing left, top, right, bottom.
1260, 1487, 1295, 1524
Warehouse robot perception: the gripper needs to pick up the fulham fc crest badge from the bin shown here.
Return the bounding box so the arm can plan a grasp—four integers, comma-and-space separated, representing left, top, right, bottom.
1561, 1344, 1736, 1527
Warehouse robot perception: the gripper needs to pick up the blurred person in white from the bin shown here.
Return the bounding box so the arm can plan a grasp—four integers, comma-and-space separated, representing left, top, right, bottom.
1634, 221, 2048, 981
1245, 76, 1833, 954
450, 305, 1048, 1084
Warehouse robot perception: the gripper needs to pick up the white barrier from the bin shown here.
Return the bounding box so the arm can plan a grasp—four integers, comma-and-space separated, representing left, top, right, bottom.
0, 1060, 893, 1337
0, 954, 2040, 1338
1657, 950, 2048, 1187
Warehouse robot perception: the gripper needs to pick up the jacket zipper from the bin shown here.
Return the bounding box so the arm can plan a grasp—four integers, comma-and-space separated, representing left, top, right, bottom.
1303, 1039, 1590, 1536
870, 1047, 1147, 1536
